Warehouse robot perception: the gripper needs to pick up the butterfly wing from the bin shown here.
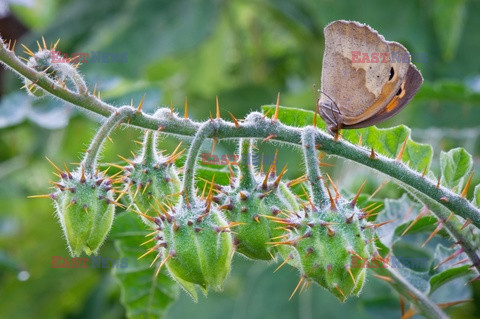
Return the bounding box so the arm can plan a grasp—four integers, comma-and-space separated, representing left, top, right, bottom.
319, 20, 412, 130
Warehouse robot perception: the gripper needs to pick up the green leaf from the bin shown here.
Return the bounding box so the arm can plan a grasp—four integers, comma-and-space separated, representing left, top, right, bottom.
261, 105, 433, 172
432, 0, 467, 61
440, 148, 472, 192
474, 184, 480, 207
429, 245, 470, 293
111, 212, 179, 319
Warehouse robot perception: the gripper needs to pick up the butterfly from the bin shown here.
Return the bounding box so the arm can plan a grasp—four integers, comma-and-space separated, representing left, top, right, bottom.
318, 20, 423, 135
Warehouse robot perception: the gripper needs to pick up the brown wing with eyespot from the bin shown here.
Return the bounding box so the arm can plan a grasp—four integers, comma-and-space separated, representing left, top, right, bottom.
342, 64, 423, 129
319, 20, 410, 126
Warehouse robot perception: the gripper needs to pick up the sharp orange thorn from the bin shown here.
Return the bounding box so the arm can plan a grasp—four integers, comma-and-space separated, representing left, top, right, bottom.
445, 211, 454, 223
434, 248, 464, 270
346, 267, 356, 284
211, 138, 217, 154
437, 299, 473, 309
289, 276, 304, 301
21, 43, 35, 56
372, 219, 396, 229
272, 92, 280, 121
200, 182, 208, 200
227, 111, 240, 128
97, 91, 101, 99
319, 162, 334, 167
400, 308, 416, 319
370, 148, 376, 159
205, 175, 215, 213
351, 180, 367, 207
274, 164, 288, 187
460, 218, 471, 231
140, 237, 156, 246
62, 162, 72, 179
369, 180, 388, 200
108, 163, 125, 170
142, 181, 151, 195
184, 96, 188, 119
79, 165, 86, 183
396, 136, 409, 161
36, 40, 42, 51
326, 173, 340, 200
92, 83, 97, 96
262, 165, 273, 189
372, 274, 394, 283
136, 94, 146, 112
271, 234, 289, 241
436, 177, 441, 189
253, 215, 260, 223
52, 38, 60, 50
262, 134, 277, 142
28, 194, 53, 199
451, 258, 469, 267
133, 140, 143, 146
132, 208, 155, 222
325, 183, 336, 210
215, 96, 221, 119
132, 184, 141, 200
421, 166, 428, 178
262, 108, 272, 120
259, 153, 265, 175
149, 253, 161, 268
422, 222, 443, 247
145, 230, 158, 238
19, 56, 30, 63
357, 134, 363, 147
169, 141, 183, 158
401, 207, 428, 236
271, 149, 279, 177
138, 244, 161, 260
45, 157, 63, 176
41, 36, 47, 50
403, 205, 414, 221
461, 171, 474, 198
399, 296, 406, 317
287, 175, 308, 187
334, 284, 345, 300
118, 155, 135, 166
313, 104, 318, 128
348, 249, 362, 259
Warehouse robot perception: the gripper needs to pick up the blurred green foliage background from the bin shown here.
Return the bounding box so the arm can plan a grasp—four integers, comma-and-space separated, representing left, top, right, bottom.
1, 0, 480, 318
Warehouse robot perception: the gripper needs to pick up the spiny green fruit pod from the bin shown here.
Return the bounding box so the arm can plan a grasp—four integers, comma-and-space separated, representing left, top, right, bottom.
121, 130, 182, 226
142, 187, 234, 300
271, 192, 384, 302
45, 161, 117, 257
23, 41, 87, 96
222, 140, 300, 260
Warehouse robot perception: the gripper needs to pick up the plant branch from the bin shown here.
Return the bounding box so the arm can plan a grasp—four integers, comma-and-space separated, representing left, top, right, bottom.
181, 121, 216, 205
301, 127, 329, 208
238, 139, 256, 189
1, 40, 479, 231
82, 106, 134, 172
373, 266, 448, 319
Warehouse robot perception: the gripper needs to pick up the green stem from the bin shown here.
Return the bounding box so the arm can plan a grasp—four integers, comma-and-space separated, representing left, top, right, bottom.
373, 266, 448, 319
238, 139, 256, 189
301, 127, 329, 208
402, 183, 480, 275
81, 106, 133, 172
181, 121, 215, 206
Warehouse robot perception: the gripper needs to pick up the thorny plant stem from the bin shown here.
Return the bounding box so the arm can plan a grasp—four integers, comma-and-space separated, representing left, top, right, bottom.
81, 106, 134, 173
301, 127, 329, 208
1, 42, 478, 231
373, 266, 448, 319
